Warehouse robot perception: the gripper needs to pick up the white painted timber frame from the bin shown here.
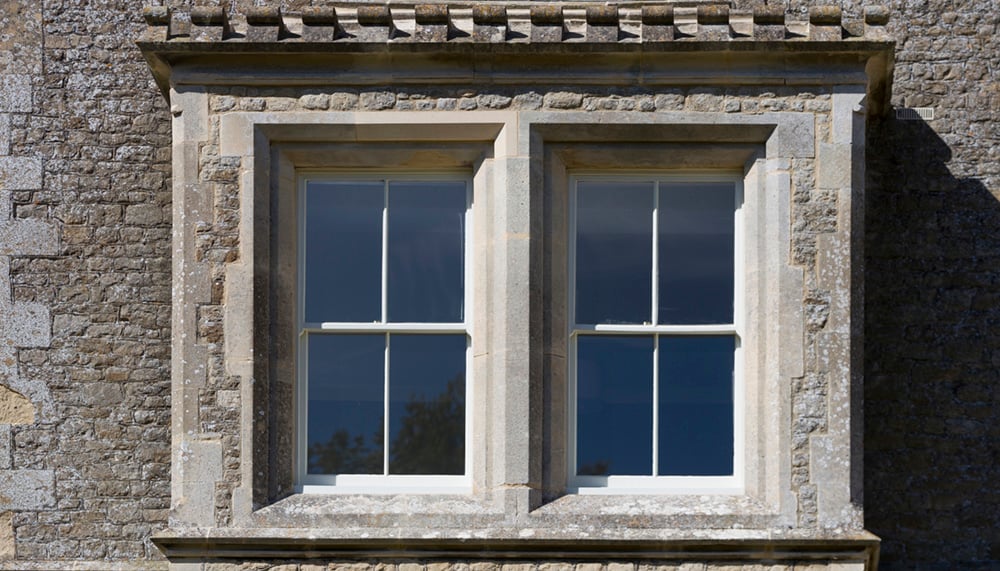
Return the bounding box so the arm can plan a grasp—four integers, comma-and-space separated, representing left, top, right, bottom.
296, 173, 474, 494
566, 173, 745, 495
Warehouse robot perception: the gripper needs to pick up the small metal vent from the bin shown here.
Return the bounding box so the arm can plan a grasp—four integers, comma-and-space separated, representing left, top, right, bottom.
896, 107, 934, 121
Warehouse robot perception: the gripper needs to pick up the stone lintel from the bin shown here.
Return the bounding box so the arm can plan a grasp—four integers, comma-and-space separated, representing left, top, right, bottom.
137, 48, 890, 119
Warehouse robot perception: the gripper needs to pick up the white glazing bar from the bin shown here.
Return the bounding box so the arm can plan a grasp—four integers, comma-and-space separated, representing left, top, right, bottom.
567, 331, 578, 478
577, 323, 737, 334
383, 332, 391, 476
305, 322, 468, 333
381, 180, 389, 324
651, 181, 659, 326
651, 334, 659, 476
650, 181, 660, 477
568, 179, 578, 330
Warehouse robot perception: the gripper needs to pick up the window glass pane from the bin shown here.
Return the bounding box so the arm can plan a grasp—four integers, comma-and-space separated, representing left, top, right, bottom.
575, 181, 654, 325
387, 334, 466, 475
658, 182, 735, 324
304, 181, 384, 323
307, 334, 385, 475
576, 335, 654, 476
658, 336, 734, 476
387, 181, 466, 323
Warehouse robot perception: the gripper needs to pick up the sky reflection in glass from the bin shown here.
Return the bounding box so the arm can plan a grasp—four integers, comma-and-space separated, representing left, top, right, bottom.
658, 336, 734, 476
658, 183, 735, 324
307, 334, 384, 475
388, 181, 466, 323
304, 181, 383, 323
575, 182, 653, 325
388, 334, 466, 475
572, 178, 737, 479
576, 335, 653, 476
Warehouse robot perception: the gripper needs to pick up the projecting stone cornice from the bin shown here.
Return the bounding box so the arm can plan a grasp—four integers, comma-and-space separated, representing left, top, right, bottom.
137, 3, 894, 114
140, 4, 891, 45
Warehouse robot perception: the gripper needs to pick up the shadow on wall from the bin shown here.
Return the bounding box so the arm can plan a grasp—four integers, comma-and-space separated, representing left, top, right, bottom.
865, 115, 1000, 569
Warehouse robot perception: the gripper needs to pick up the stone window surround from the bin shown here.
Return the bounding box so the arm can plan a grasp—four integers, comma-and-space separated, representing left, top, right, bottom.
143, 8, 891, 559
168, 103, 860, 536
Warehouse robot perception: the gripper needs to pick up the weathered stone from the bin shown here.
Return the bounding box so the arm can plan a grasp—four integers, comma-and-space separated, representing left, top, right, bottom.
301, 93, 331, 110
543, 91, 583, 109
0, 386, 32, 425
0, 75, 30, 112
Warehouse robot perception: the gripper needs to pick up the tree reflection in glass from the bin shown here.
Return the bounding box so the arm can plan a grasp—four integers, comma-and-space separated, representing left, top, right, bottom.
307, 334, 466, 476
306, 334, 384, 475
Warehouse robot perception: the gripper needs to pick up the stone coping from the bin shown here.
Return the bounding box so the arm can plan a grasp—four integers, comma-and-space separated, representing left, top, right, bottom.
140, 4, 891, 45
151, 532, 880, 567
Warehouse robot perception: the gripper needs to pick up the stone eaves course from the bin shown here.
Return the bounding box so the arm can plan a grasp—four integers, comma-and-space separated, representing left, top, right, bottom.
137, 4, 895, 116
140, 4, 891, 46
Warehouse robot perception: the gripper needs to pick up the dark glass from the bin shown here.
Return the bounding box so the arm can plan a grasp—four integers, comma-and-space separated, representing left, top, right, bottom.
387, 181, 466, 323
575, 182, 654, 325
658, 336, 735, 476
387, 334, 466, 475
576, 335, 654, 476
658, 182, 735, 324
304, 181, 384, 323
307, 334, 385, 475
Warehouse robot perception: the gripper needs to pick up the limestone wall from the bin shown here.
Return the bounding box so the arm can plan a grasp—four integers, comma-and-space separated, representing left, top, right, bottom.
0, 0, 995, 570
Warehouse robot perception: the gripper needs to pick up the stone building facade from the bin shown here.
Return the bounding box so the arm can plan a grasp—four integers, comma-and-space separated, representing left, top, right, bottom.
0, 1, 996, 570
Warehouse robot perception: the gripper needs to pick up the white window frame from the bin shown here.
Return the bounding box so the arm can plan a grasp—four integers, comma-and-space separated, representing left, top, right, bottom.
566, 172, 745, 495
295, 172, 474, 494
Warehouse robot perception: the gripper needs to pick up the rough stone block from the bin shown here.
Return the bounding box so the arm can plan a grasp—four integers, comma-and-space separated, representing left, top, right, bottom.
753, 7, 785, 40
355, 6, 393, 42
414, 5, 450, 42
0, 386, 33, 425
816, 142, 851, 189
0, 470, 54, 510
245, 7, 283, 42
697, 5, 730, 40
189, 7, 229, 42
0, 218, 56, 257
300, 7, 342, 42
172, 88, 209, 143
218, 113, 253, 158
142, 6, 171, 41
0, 75, 30, 112
0, 157, 41, 190
473, 5, 507, 42
1, 300, 50, 347
543, 91, 583, 109
641, 6, 674, 42
832, 87, 865, 145
771, 113, 815, 159
0, 114, 9, 155
585, 6, 618, 42
0, 511, 13, 561
176, 438, 223, 527
530, 6, 563, 43
808, 7, 843, 41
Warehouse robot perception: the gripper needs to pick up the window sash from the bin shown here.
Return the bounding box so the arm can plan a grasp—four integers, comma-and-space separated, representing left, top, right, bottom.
296, 174, 473, 492
567, 174, 745, 493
